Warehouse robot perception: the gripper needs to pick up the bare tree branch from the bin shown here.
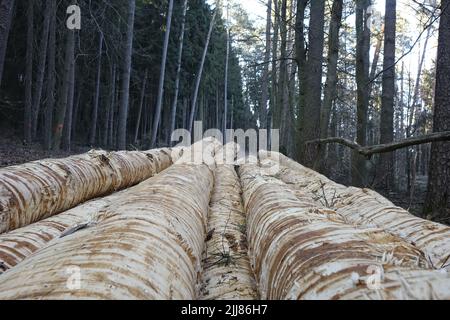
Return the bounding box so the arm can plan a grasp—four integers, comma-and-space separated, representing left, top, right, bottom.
306, 131, 450, 159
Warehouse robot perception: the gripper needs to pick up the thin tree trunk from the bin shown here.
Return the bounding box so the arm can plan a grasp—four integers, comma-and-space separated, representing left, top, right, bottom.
409, 26, 432, 137
424, 0, 450, 221
189, 9, 217, 134
70, 81, 81, 144
44, 0, 56, 151
62, 40, 76, 151
369, 25, 384, 94
53, 30, 75, 151
89, 32, 104, 146
0, 0, 15, 87
301, 0, 326, 167
260, 0, 272, 130
223, 27, 230, 137
269, 0, 280, 147
134, 69, 148, 144
378, 0, 397, 190
295, 0, 307, 160
150, 0, 174, 148
24, 0, 34, 144
108, 65, 117, 148
31, 0, 51, 139
117, 0, 136, 150
319, 0, 344, 172
274, 0, 287, 132
216, 86, 220, 128
352, 0, 371, 187
169, 0, 188, 146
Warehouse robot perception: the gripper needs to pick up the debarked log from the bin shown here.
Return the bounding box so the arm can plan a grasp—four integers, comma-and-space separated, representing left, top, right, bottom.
0, 140, 217, 299
0, 187, 133, 273
239, 163, 450, 300
200, 144, 258, 300
0, 148, 180, 234
260, 151, 450, 270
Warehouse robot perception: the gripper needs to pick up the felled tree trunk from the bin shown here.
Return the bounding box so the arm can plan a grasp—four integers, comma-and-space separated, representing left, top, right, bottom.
0, 142, 217, 300
0, 148, 179, 234
240, 163, 450, 300
200, 144, 258, 300
0, 193, 124, 273
260, 151, 450, 270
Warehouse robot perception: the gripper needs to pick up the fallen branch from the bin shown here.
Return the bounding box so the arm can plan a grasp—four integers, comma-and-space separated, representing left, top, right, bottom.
306, 131, 450, 158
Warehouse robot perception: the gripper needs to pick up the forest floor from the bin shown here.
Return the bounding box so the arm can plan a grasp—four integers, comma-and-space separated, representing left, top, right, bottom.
0, 126, 88, 168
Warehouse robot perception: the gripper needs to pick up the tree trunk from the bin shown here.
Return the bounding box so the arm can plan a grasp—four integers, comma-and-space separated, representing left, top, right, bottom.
62, 39, 76, 152
134, 69, 148, 144
269, 0, 279, 145
274, 0, 286, 132
53, 30, 75, 151
408, 26, 432, 137
301, 0, 326, 167
377, 0, 397, 191
44, 0, 56, 151
24, 0, 34, 144
318, 0, 343, 172
260, 0, 272, 130
424, 0, 450, 221
150, 0, 174, 148
0, 0, 14, 87
108, 65, 117, 148
352, 0, 371, 187
223, 27, 230, 138
117, 0, 136, 150
89, 32, 104, 146
369, 26, 384, 93
169, 0, 188, 145
295, 0, 307, 161
31, 0, 51, 139
189, 9, 217, 134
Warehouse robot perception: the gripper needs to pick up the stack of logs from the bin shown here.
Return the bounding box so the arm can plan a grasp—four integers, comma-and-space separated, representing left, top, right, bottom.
0, 142, 448, 300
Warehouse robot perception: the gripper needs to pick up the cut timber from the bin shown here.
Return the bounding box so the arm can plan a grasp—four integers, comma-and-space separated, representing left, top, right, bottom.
0, 146, 215, 299
0, 148, 180, 234
240, 163, 450, 300
200, 144, 258, 300
260, 151, 450, 270
0, 187, 132, 273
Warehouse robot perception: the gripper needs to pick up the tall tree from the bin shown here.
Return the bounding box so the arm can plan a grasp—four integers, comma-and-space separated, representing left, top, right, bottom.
319, 0, 344, 172
134, 68, 148, 144
117, 0, 136, 150
62, 44, 76, 151
44, 0, 56, 151
424, 0, 450, 221
0, 0, 14, 87
295, 0, 307, 160
299, 0, 326, 166
31, 0, 51, 138
189, 9, 217, 134
352, 0, 371, 187
269, 0, 280, 146
169, 0, 188, 145
53, 29, 75, 151
89, 32, 104, 146
377, 0, 397, 190
223, 3, 230, 136
276, 0, 289, 151
259, 0, 271, 130
151, 0, 174, 148
24, 0, 34, 144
